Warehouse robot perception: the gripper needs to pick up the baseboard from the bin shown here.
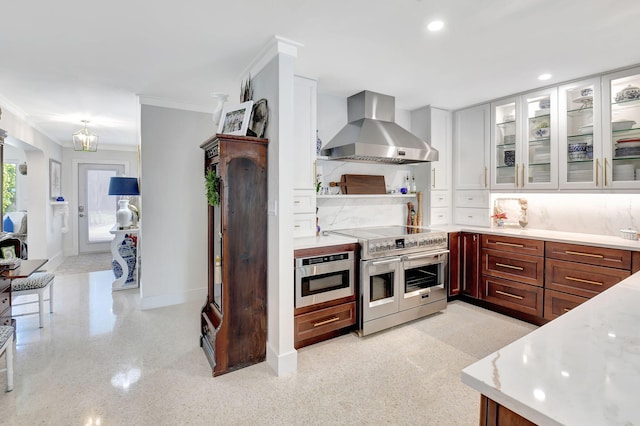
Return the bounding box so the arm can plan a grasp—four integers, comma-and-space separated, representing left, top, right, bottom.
266, 342, 297, 376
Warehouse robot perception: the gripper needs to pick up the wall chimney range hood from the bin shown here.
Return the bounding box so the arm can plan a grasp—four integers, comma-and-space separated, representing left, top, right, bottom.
321, 90, 438, 164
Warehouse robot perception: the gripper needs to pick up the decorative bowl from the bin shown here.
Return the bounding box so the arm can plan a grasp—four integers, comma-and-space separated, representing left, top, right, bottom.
568, 142, 587, 160
615, 85, 640, 102
581, 88, 593, 97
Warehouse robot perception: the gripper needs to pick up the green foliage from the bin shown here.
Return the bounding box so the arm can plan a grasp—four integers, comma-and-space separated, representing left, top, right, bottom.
205, 169, 220, 206
3, 163, 16, 214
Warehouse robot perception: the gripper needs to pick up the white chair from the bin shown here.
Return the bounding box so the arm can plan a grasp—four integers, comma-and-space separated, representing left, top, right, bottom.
0, 238, 54, 328
0, 326, 14, 391
12, 272, 54, 328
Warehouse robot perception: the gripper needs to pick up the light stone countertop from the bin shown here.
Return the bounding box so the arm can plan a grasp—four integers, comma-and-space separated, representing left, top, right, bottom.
461, 271, 640, 425
296, 226, 640, 252
293, 234, 358, 251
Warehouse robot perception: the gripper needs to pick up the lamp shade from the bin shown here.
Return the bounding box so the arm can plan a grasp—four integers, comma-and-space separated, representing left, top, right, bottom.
108, 177, 140, 196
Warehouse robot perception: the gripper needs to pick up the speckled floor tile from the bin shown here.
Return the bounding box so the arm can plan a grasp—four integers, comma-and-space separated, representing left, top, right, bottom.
0, 270, 536, 425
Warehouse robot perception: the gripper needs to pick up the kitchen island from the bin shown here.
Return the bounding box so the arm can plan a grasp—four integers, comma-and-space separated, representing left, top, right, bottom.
462, 269, 640, 425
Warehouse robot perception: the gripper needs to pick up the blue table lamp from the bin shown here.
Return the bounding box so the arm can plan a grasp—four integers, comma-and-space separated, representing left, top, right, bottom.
108, 177, 140, 229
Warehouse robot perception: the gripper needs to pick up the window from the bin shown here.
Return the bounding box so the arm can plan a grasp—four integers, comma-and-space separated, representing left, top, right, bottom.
3, 162, 16, 214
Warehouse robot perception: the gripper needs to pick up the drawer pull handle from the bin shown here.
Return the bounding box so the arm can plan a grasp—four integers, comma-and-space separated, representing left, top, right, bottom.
496, 290, 523, 300
495, 241, 524, 248
313, 316, 340, 327
563, 308, 572, 313
565, 250, 604, 259
496, 262, 524, 271
565, 276, 603, 286
294, 225, 301, 228
294, 200, 301, 204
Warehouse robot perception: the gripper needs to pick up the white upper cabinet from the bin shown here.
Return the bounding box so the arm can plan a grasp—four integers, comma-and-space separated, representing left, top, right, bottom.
602, 66, 640, 189
558, 77, 602, 189
453, 103, 490, 190
490, 88, 558, 190
293, 76, 318, 190
411, 106, 452, 191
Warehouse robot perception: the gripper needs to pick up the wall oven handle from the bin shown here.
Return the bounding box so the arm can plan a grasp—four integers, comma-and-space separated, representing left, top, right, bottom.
402, 250, 449, 261
371, 258, 401, 266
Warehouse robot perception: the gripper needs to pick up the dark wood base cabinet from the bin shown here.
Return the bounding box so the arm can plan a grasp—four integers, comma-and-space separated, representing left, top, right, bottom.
200, 134, 268, 377
479, 395, 536, 426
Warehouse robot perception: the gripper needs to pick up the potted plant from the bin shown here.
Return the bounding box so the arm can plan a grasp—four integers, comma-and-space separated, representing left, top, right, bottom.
205, 169, 220, 206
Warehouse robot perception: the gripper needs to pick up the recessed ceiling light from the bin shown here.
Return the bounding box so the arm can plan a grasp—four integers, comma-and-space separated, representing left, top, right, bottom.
538, 73, 552, 81
427, 20, 444, 32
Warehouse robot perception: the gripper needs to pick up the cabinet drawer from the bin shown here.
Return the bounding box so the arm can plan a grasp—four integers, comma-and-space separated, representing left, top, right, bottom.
481, 275, 543, 317
293, 213, 316, 238
545, 241, 631, 270
545, 258, 630, 298
455, 190, 490, 208
431, 191, 450, 208
543, 289, 588, 321
294, 301, 355, 347
482, 234, 544, 257
482, 249, 544, 286
454, 208, 490, 227
293, 190, 316, 214
430, 207, 450, 225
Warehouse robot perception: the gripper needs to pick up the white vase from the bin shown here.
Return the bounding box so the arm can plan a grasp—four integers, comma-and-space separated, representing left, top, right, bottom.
116, 199, 133, 229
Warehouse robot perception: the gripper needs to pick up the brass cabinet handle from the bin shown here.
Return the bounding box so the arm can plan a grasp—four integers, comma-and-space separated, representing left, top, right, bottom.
432, 168, 436, 188
604, 158, 608, 186
521, 163, 525, 187
496, 290, 524, 300
565, 276, 603, 286
495, 241, 524, 248
313, 316, 340, 327
565, 250, 604, 259
515, 164, 519, 187
484, 166, 488, 188
595, 158, 600, 187
496, 262, 524, 271
563, 308, 571, 313
294, 200, 301, 204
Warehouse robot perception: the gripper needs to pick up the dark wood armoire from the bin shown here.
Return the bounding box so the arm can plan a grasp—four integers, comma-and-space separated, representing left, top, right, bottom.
199, 133, 268, 376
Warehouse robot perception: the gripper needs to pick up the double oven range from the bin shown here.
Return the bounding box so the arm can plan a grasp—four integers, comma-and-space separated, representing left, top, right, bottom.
330, 226, 449, 336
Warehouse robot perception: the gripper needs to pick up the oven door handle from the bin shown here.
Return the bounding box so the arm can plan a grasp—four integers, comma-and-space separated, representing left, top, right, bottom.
402, 250, 449, 261
370, 258, 402, 266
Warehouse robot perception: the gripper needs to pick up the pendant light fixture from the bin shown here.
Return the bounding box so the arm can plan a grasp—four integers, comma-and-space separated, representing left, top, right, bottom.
72, 120, 99, 152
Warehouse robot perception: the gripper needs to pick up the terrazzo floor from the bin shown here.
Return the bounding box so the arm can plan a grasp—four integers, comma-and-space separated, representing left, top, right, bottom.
0, 264, 537, 425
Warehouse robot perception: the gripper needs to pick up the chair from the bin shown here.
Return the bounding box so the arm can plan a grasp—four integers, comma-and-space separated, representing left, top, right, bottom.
0, 238, 54, 328
0, 326, 14, 391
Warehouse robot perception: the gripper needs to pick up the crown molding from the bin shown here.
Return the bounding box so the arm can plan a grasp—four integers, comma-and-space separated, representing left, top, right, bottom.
239, 35, 303, 82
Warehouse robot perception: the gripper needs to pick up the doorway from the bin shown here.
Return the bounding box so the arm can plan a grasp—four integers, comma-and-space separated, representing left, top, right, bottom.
78, 163, 125, 253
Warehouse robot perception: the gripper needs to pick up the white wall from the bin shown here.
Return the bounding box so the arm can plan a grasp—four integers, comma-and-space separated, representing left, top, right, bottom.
139, 104, 215, 309
0, 106, 63, 265
252, 50, 298, 376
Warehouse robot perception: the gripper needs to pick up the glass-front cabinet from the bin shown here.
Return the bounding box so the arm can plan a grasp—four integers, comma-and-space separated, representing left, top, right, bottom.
603, 66, 640, 189
559, 77, 602, 189
491, 88, 557, 190
522, 88, 558, 189
491, 97, 519, 189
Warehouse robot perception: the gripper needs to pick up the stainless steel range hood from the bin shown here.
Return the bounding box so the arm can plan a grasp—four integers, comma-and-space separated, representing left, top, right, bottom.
321, 91, 438, 164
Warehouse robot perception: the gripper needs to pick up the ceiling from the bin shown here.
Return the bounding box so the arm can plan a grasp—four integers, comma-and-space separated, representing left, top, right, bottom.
1, 0, 639, 149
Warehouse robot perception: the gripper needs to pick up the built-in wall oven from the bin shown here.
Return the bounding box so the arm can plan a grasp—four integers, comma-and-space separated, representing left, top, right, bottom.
331, 226, 448, 336
295, 251, 355, 308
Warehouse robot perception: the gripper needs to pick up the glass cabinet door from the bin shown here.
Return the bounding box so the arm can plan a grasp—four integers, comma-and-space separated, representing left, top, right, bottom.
522, 88, 558, 189
603, 66, 640, 189
559, 78, 602, 189
491, 98, 519, 189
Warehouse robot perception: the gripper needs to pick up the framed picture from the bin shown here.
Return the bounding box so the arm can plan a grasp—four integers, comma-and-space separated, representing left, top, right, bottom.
49, 159, 61, 200
217, 101, 253, 136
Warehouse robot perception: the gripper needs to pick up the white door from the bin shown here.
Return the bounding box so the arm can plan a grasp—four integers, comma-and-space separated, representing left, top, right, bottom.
78, 163, 125, 253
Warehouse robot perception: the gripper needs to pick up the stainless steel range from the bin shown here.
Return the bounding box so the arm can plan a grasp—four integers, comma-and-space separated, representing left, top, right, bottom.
330, 226, 448, 336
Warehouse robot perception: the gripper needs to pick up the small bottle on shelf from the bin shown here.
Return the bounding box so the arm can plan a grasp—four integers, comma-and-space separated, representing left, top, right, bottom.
410, 176, 417, 193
